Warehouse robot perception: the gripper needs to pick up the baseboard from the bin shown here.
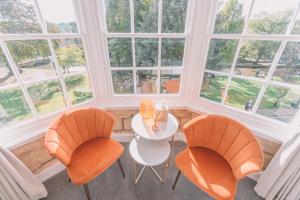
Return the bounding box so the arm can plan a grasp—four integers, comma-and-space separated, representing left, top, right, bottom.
36, 132, 260, 182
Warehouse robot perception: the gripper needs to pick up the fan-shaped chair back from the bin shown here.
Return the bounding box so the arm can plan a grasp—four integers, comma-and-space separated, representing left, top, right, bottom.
164, 79, 180, 93
183, 115, 264, 179
45, 107, 115, 166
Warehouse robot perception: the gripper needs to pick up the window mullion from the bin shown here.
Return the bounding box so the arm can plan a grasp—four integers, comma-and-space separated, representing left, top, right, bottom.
129, 0, 137, 95
32, 0, 47, 33
251, 4, 300, 113
221, 39, 243, 104
285, 3, 300, 34
252, 41, 288, 113
47, 39, 72, 108
221, 0, 256, 105
157, 0, 162, 95
0, 41, 39, 118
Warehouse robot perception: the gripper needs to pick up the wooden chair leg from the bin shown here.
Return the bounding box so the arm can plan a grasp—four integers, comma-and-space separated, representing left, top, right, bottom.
84, 184, 91, 200
172, 170, 181, 190
117, 158, 126, 178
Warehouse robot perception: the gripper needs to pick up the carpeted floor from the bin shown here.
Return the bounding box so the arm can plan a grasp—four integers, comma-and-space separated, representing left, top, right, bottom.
44, 142, 263, 200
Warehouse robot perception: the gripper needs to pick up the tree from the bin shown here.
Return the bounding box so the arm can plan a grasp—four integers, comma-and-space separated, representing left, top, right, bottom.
105, 0, 131, 32
0, 0, 42, 34
214, 0, 244, 34
56, 45, 85, 73
134, 0, 158, 32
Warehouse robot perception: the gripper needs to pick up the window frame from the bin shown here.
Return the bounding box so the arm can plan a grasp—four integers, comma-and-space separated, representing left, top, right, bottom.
198, 0, 300, 127
0, 0, 97, 147
101, 0, 190, 97
1, 0, 298, 148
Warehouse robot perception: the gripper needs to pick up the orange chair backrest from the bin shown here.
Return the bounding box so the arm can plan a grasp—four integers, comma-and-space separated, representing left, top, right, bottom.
183, 115, 264, 179
45, 107, 116, 166
164, 79, 180, 93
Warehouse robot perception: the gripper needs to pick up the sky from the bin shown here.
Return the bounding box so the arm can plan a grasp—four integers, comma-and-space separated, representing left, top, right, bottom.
37, 0, 76, 23
219, 0, 299, 17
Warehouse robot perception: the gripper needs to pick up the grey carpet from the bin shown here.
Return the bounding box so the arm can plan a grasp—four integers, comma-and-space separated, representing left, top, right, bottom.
44, 142, 263, 200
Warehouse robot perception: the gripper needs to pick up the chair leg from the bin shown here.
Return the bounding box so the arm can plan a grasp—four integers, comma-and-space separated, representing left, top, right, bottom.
172, 170, 181, 190
83, 184, 91, 200
117, 159, 126, 178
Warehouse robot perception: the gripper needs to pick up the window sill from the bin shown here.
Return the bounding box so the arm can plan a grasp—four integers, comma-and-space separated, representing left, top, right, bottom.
1, 96, 293, 149
0, 99, 99, 149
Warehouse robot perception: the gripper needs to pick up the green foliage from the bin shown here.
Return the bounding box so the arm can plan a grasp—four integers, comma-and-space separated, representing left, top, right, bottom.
161, 39, 185, 66
134, 0, 158, 32
162, 0, 188, 33
112, 71, 134, 94
238, 40, 280, 64
105, 0, 131, 32
0, 88, 31, 123
200, 74, 227, 102
56, 45, 85, 72
214, 0, 244, 34
248, 10, 294, 35
0, 0, 42, 34
206, 39, 238, 71
73, 91, 93, 104
65, 75, 84, 87
135, 38, 158, 67
28, 81, 61, 101
108, 38, 132, 67
7, 40, 50, 64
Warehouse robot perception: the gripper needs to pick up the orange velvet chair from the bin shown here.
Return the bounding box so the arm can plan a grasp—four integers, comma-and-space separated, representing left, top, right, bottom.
172, 115, 264, 200
164, 79, 180, 93
45, 107, 125, 200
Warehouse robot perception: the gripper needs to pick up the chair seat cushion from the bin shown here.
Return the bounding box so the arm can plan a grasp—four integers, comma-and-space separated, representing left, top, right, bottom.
67, 138, 124, 185
175, 147, 237, 200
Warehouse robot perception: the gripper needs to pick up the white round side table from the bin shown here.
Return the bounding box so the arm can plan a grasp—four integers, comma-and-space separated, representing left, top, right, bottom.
129, 113, 178, 184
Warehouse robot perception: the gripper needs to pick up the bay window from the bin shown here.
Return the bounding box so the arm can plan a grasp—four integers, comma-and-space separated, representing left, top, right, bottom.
200, 0, 300, 123
104, 0, 188, 95
0, 0, 94, 128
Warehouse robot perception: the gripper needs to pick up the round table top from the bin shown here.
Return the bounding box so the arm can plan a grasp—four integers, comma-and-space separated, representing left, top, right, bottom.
131, 113, 178, 140
129, 137, 170, 166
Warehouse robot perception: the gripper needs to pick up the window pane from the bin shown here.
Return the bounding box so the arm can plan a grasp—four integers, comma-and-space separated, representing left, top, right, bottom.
162, 0, 188, 33
27, 80, 66, 115
200, 72, 228, 102
0, 0, 42, 34
235, 40, 280, 78
134, 0, 158, 33
272, 42, 300, 85
7, 40, 57, 82
257, 85, 300, 122
160, 69, 181, 94
108, 38, 132, 67
0, 87, 32, 127
53, 38, 86, 74
0, 47, 16, 86
105, 0, 131, 33
225, 78, 262, 111
292, 11, 300, 34
205, 39, 238, 72
136, 70, 157, 94
135, 38, 158, 67
38, 0, 78, 33
65, 74, 93, 104
214, 0, 251, 34
111, 70, 133, 94
247, 0, 297, 35
161, 38, 185, 66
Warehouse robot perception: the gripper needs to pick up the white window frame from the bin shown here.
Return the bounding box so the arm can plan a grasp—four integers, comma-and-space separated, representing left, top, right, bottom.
1, 0, 299, 148
0, 0, 99, 147
193, 0, 300, 142
97, 0, 194, 99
